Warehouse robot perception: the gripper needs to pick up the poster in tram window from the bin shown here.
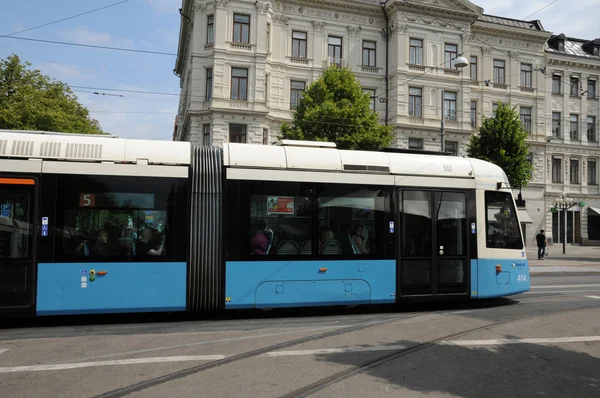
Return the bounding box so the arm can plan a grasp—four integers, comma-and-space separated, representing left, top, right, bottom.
267, 197, 294, 215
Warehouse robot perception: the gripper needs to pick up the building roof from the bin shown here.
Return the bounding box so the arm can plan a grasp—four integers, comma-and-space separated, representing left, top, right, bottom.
545, 36, 600, 60
479, 14, 545, 31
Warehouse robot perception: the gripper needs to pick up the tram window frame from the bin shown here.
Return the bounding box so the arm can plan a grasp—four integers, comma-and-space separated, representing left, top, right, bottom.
316, 183, 386, 259
238, 180, 315, 260
53, 174, 187, 263
484, 191, 524, 250
233, 180, 389, 261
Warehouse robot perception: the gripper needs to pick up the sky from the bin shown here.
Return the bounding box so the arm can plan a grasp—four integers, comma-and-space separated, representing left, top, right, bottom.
0, 0, 598, 141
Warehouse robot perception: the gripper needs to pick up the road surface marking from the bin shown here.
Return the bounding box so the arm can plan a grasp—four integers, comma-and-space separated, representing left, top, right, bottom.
264, 345, 407, 357
531, 284, 600, 289
440, 336, 600, 346
585, 295, 600, 300
0, 355, 225, 373
0, 349, 7, 356
66, 325, 350, 363
524, 289, 600, 294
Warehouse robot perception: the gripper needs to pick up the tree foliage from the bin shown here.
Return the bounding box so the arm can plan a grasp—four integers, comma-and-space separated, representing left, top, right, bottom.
280, 66, 393, 150
0, 54, 105, 134
467, 101, 532, 189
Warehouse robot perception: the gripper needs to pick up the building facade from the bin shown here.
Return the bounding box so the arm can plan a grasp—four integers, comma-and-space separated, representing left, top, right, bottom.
173, 0, 600, 246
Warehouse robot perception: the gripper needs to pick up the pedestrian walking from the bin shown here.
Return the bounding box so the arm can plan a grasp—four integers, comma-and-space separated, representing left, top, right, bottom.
536, 229, 547, 260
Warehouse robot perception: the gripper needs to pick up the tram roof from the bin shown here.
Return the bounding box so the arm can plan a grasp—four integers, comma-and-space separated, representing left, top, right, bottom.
0, 130, 191, 166
0, 131, 509, 186
223, 141, 510, 185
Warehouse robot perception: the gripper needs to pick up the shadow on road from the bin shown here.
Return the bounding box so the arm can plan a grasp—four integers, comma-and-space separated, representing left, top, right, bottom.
307, 338, 600, 397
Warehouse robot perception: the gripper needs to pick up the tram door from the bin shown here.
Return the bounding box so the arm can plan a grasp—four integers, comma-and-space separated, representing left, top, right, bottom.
397, 190, 469, 297
0, 177, 38, 312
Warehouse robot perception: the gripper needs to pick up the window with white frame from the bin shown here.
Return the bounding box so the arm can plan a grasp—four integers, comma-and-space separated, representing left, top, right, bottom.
520, 107, 532, 133
470, 56, 477, 81
409, 39, 423, 65
552, 112, 561, 137
364, 89, 376, 111
570, 77, 579, 96
207, 15, 214, 44
231, 67, 248, 100
292, 31, 307, 58
552, 75, 562, 94
470, 101, 477, 128
588, 80, 597, 99
328, 36, 342, 66
233, 14, 250, 43
290, 81, 306, 109
588, 159, 598, 185
443, 92, 457, 121
570, 114, 579, 140
588, 116, 597, 142
408, 138, 423, 150
493, 60, 505, 84
206, 68, 213, 100
552, 158, 562, 182
520, 64, 532, 87
445, 141, 458, 156
570, 159, 580, 184
409, 87, 422, 117
362, 41, 376, 67
444, 43, 458, 69
229, 124, 246, 143
203, 124, 211, 146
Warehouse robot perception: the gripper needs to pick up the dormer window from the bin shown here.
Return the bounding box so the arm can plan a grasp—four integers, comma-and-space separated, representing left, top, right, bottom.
582, 39, 600, 56
550, 34, 567, 52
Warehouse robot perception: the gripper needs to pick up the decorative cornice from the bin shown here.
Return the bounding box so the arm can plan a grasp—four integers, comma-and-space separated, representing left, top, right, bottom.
194, 2, 210, 13
471, 23, 551, 43
399, 12, 468, 30
214, 0, 229, 9
273, 15, 290, 26
255, 1, 270, 14
388, 0, 481, 22
312, 20, 326, 31
278, 1, 385, 27
347, 25, 361, 36
546, 53, 600, 70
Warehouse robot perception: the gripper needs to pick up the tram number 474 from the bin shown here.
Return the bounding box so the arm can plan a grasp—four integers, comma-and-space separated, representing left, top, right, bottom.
517, 274, 527, 282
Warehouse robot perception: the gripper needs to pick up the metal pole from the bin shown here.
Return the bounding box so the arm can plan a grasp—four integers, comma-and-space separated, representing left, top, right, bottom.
440, 89, 445, 152
563, 206, 567, 254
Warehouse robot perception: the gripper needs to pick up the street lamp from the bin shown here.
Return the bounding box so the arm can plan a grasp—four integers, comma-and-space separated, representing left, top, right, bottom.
441, 55, 469, 152
550, 192, 586, 254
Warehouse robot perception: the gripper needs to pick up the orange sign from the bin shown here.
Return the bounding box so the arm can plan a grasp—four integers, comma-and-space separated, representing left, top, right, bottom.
267, 197, 294, 214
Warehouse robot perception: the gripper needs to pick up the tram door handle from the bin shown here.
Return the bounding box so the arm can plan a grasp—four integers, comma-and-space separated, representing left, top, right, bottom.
439, 246, 444, 256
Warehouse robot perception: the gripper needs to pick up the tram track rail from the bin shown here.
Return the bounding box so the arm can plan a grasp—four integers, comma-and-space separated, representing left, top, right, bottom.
93, 298, 600, 398
280, 303, 600, 398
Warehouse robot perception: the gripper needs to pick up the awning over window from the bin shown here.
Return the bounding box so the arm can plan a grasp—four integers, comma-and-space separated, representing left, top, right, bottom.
518, 209, 533, 224
588, 207, 600, 216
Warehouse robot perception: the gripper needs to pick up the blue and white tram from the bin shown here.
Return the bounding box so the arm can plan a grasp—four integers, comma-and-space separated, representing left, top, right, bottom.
0, 130, 529, 317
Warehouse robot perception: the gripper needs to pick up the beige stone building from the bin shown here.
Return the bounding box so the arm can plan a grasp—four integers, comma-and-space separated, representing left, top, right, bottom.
173, 0, 600, 245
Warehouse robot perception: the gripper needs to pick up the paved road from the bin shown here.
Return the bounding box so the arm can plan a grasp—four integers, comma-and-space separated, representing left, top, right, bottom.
1, 275, 600, 398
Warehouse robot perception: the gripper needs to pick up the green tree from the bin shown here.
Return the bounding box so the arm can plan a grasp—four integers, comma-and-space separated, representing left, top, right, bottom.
467, 101, 532, 189
0, 54, 105, 134
280, 66, 393, 150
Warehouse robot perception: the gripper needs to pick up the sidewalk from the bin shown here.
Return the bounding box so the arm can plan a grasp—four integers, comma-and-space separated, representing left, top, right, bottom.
526, 245, 600, 274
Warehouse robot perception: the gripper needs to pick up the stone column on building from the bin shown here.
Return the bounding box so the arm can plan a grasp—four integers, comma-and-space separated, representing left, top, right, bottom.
347, 25, 361, 70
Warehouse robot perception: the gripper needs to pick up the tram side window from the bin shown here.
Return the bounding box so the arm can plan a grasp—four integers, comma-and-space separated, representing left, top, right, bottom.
317, 184, 385, 257
55, 175, 185, 263
485, 191, 523, 249
242, 181, 313, 257
0, 190, 32, 261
